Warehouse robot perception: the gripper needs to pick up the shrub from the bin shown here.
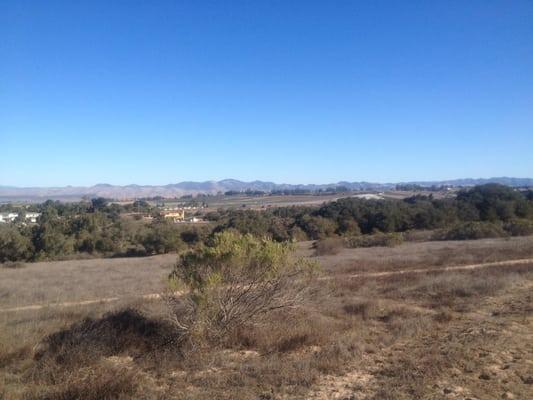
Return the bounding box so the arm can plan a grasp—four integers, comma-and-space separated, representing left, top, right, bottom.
26, 363, 141, 400
313, 237, 344, 256
443, 221, 507, 240
0, 261, 26, 269
167, 231, 318, 344
0, 225, 33, 262
297, 215, 337, 240
140, 221, 185, 254
504, 219, 533, 237
345, 232, 404, 248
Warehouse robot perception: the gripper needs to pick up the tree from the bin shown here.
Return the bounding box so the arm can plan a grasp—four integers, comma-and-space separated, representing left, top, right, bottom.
14, 209, 26, 224
0, 225, 33, 262
91, 197, 108, 212
297, 215, 337, 240
141, 221, 184, 254
167, 231, 318, 343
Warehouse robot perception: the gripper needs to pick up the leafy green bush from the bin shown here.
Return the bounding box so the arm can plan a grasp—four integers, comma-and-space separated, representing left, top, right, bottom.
0, 225, 34, 263
140, 221, 185, 254
168, 231, 318, 343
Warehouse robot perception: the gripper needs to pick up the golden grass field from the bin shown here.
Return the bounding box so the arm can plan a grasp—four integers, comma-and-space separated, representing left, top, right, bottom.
1, 236, 532, 399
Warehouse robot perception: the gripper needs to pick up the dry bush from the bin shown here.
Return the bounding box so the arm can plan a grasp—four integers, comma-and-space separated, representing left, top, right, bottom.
371, 343, 446, 400
1, 261, 26, 269
0, 344, 31, 368
313, 237, 344, 256
310, 331, 362, 374
167, 231, 318, 345
231, 309, 333, 354
29, 308, 180, 382
343, 301, 373, 320
433, 309, 453, 323
25, 363, 143, 400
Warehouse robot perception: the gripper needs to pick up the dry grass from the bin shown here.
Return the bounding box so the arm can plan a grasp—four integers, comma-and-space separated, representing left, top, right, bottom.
1, 236, 533, 399
304, 235, 533, 274
0, 254, 175, 308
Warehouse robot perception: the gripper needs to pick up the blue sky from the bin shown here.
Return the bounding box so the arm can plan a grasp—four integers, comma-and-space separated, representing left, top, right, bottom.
1, 0, 532, 187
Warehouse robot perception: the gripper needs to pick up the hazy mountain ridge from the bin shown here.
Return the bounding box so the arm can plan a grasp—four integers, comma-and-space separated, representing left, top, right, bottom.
0, 177, 531, 201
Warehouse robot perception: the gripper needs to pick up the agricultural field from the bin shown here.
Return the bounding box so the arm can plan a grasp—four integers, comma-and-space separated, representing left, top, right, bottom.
155, 190, 450, 211
1, 236, 532, 399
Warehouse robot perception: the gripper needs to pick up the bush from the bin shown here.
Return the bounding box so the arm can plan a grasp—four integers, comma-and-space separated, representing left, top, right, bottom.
167, 231, 318, 344
345, 232, 404, 248
313, 237, 344, 255
442, 221, 507, 240
0, 225, 33, 262
1, 261, 26, 269
140, 221, 185, 254
504, 219, 533, 237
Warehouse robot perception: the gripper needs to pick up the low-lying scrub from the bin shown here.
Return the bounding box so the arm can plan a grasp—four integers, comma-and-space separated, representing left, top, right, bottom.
439, 221, 508, 240
313, 237, 344, 255
25, 363, 144, 400
345, 232, 404, 248
504, 218, 533, 236
30, 308, 180, 380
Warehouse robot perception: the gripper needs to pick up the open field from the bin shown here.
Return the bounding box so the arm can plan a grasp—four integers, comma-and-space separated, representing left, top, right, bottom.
155, 190, 450, 211
1, 237, 532, 399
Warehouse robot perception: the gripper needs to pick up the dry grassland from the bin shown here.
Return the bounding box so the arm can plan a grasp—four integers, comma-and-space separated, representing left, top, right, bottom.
1, 237, 532, 399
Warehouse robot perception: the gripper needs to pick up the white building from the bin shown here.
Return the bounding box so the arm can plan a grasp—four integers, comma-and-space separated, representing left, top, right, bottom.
25, 212, 41, 223
0, 212, 41, 223
0, 213, 19, 223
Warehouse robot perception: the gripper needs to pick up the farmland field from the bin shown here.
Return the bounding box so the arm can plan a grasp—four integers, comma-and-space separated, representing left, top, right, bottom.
151, 190, 451, 211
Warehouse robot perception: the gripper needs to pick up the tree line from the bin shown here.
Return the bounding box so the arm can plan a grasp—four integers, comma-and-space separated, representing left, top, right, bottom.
0, 198, 208, 263
1, 184, 533, 263
208, 184, 533, 241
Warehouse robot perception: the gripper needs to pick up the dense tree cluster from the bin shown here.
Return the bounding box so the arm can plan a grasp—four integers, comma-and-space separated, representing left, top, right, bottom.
0, 199, 207, 263
209, 184, 533, 241
1, 184, 532, 263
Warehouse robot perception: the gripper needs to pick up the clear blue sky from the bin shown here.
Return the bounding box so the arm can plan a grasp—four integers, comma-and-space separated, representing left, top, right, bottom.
1, 0, 532, 187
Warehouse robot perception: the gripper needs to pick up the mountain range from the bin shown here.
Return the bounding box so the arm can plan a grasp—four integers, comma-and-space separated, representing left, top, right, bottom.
0, 177, 532, 202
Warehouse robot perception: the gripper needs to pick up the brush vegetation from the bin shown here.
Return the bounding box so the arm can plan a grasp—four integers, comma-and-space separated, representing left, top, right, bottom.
1, 184, 533, 264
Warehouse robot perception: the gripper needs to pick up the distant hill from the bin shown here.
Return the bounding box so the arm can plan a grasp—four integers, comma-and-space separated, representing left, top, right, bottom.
0, 177, 531, 202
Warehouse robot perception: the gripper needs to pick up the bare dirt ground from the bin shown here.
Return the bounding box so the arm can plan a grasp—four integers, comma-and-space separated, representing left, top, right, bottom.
1, 236, 532, 399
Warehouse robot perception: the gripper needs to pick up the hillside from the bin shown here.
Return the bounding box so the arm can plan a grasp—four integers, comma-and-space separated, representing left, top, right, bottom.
0, 177, 532, 202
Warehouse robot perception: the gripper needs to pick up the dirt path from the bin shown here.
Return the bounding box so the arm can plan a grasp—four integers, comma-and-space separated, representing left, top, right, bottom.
1, 258, 532, 314
321, 257, 533, 280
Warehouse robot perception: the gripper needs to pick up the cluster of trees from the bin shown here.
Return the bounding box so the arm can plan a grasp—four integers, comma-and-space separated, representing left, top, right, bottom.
208, 184, 533, 241
1, 184, 532, 263
0, 199, 208, 263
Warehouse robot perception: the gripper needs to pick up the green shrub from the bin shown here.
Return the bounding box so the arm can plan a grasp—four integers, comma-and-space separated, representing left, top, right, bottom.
345, 232, 404, 248
504, 219, 533, 236
443, 221, 507, 240
0, 225, 33, 262
168, 231, 318, 343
